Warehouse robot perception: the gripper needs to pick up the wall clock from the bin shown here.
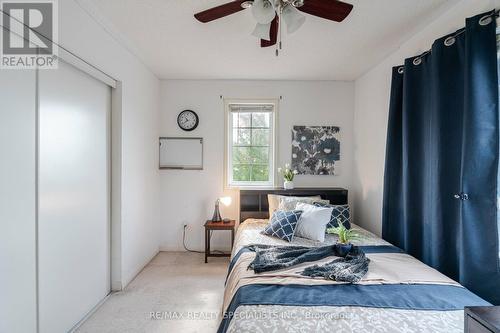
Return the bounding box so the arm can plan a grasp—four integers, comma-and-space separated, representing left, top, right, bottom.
177, 110, 199, 131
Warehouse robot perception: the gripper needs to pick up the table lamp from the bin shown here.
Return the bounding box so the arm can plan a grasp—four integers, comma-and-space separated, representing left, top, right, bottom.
212, 196, 232, 223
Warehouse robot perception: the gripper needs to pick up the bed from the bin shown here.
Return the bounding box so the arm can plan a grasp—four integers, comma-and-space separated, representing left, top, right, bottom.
218, 189, 490, 333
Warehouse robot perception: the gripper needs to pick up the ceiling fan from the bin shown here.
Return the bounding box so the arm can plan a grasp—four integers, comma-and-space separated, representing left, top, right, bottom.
194, 0, 353, 55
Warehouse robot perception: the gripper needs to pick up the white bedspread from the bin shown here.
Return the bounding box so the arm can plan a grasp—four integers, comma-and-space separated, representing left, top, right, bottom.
224, 219, 467, 333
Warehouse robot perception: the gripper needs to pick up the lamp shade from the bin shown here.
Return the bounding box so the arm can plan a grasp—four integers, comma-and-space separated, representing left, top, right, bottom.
282, 4, 305, 34
251, 22, 271, 41
252, 0, 275, 24
220, 196, 232, 207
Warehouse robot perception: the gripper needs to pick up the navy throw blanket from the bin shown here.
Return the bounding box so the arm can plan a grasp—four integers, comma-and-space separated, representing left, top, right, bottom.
248, 244, 369, 283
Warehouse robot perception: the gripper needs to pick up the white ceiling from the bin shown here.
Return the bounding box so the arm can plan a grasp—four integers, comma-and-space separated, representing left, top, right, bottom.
85, 0, 458, 80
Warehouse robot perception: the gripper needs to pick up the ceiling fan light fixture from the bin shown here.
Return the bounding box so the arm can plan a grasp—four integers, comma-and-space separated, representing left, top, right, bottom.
291, 0, 304, 8
251, 22, 272, 41
282, 4, 305, 34
252, 0, 276, 24
241, 1, 254, 9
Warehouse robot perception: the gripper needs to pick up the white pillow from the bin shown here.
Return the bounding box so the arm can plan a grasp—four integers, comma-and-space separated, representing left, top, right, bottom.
268, 195, 322, 217
267, 194, 283, 217
278, 196, 329, 212
294, 202, 333, 242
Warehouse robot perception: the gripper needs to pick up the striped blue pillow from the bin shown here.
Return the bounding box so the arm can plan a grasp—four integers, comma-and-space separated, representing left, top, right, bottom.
313, 203, 351, 230
262, 210, 303, 242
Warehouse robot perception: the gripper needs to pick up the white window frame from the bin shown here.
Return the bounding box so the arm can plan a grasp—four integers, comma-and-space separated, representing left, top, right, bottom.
224, 99, 278, 189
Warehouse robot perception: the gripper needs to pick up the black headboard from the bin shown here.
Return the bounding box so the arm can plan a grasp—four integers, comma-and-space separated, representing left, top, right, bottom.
239, 187, 348, 222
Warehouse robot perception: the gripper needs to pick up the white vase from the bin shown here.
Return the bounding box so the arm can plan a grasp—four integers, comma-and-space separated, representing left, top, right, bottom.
284, 180, 294, 190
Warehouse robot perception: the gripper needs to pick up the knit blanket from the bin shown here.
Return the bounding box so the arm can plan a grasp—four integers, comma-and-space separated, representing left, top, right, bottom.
247, 244, 370, 283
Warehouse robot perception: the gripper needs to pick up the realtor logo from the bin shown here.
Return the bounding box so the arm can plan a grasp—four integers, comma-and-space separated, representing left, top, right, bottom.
1, 0, 58, 69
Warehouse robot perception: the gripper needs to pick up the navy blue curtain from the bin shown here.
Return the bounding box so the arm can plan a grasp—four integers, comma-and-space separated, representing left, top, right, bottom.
382, 10, 500, 305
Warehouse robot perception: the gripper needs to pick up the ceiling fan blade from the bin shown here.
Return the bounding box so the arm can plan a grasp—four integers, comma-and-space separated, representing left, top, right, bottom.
261, 15, 278, 47
297, 0, 353, 22
194, 1, 247, 23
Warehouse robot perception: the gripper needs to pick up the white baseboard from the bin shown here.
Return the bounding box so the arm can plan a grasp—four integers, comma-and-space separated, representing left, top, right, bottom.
71, 249, 160, 331
158, 246, 232, 252
121, 248, 160, 288
69, 292, 113, 332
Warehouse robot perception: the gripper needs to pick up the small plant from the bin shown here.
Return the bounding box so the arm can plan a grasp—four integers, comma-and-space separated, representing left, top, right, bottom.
278, 163, 298, 181
327, 219, 361, 244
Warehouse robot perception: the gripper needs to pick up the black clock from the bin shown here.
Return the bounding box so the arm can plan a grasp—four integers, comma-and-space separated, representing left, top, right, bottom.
177, 110, 199, 131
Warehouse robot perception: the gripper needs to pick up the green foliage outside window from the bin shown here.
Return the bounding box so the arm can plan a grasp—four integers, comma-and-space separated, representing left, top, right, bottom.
231, 111, 271, 183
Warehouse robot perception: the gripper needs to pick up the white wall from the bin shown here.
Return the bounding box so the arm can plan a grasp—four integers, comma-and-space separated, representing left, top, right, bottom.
352, 0, 500, 235
1, 1, 160, 331
159, 80, 355, 251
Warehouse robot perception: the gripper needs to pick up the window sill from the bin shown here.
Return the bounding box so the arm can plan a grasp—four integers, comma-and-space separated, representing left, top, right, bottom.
225, 184, 276, 190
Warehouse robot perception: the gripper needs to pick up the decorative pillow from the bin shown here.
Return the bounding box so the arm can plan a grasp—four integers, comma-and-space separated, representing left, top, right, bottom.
267, 194, 283, 217
294, 203, 333, 242
278, 196, 329, 211
268, 195, 321, 217
313, 203, 351, 229
262, 210, 303, 242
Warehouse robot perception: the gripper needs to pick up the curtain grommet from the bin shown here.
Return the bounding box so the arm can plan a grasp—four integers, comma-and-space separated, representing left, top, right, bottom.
444, 36, 456, 46
413, 57, 422, 66
397, 67, 404, 74
479, 15, 492, 26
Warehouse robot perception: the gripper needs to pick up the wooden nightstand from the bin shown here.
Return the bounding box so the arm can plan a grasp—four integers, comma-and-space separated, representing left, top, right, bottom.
465, 306, 500, 333
204, 220, 235, 263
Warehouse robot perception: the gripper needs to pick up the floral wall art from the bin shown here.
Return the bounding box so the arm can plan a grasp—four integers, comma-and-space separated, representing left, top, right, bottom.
291, 126, 341, 175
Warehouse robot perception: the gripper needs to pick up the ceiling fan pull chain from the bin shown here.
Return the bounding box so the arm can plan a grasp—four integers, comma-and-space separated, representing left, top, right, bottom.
276, 4, 282, 57
279, 5, 282, 50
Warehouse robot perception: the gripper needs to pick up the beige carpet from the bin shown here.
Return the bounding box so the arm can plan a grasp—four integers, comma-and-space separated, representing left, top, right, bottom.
76, 252, 229, 333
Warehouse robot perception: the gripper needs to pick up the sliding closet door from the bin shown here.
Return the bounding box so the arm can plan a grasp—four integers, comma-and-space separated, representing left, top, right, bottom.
38, 60, 111, 333
0, 69, 37, 333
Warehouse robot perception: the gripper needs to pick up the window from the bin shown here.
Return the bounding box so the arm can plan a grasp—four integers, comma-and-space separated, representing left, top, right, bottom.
225, 100, 277, 187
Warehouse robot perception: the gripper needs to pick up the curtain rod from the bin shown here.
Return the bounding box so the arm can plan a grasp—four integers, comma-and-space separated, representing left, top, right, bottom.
397, 9, 499, 73
220, 95, 283, 100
